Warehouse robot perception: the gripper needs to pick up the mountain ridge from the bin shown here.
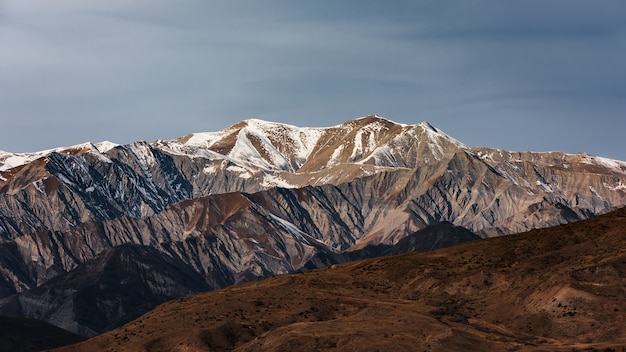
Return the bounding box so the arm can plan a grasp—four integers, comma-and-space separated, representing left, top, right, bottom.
0, 115, 624, 336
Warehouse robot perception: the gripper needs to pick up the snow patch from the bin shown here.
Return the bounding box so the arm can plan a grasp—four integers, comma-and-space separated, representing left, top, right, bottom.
33, 181, 45, 194
593, 156, 626, 174
580, 155, 626, 174
326, 144, 344, 167
350, 129, 365, 160
226, 165, 252, 179
589, 186, 603, 198
57, 173, 74, 186
507, 161, 520, 170
261, 174, 295, 189
186, 132, 220, 147
0, 155, 29, 171
127, 143, 158, 176
536, 180, 553, 193
244, 119, 323, 162
228, 130, 275, 171
359, 145, 397, 166
349, 120, 391, 162
0, 141, 114, 171
497, 167, 519, 186
95, 141, 119, 153
294, 129, 323, 162
203, 164, 219, 174
418, 121, 466, 148
603, 181, 626, 192
269, 214, 311, 245
359, 166, 375, 176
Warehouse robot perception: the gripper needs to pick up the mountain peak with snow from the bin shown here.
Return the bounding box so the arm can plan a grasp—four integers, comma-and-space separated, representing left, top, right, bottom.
2, 115, 624, 191
1, 116, 626, 340
154, 115, 468, 175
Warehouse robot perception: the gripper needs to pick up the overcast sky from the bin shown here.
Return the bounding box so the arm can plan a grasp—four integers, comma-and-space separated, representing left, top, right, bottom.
1, 1, 625, 160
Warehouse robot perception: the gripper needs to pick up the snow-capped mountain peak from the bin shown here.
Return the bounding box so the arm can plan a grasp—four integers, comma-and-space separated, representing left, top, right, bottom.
1, 115, 626, 339
3, 115, 626, 196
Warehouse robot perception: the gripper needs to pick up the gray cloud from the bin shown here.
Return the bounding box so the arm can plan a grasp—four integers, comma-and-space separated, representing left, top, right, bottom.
1, 1, 625, 160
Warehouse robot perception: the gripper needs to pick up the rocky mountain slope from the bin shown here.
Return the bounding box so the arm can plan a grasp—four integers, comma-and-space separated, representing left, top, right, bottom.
0, 115, 625, 335
54, 206, 626, 352
3, 116, 624, 241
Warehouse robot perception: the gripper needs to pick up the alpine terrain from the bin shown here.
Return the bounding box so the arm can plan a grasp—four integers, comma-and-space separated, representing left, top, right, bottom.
0, 115, 624, 337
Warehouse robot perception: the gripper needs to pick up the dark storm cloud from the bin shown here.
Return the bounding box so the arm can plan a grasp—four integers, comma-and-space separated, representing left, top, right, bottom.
0, 1, 625, 160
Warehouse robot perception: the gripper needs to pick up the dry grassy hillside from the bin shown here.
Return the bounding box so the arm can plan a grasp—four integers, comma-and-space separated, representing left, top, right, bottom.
54, 207, 626, 352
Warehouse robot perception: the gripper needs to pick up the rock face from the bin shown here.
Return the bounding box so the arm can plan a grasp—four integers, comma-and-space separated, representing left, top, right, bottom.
0, 115, 625, 335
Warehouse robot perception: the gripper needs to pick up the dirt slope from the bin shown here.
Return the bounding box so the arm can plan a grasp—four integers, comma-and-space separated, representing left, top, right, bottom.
54, 207, 626, 351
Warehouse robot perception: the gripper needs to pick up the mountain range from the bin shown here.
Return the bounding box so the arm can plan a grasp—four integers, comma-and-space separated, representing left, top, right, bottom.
0, 115, 625, 337
54, 205, 626, 352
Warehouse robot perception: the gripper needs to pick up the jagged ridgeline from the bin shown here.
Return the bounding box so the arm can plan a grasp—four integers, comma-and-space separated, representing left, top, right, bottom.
0, 115, 625, 336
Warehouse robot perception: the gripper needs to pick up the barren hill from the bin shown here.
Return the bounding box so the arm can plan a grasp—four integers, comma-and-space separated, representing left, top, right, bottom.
55, 206, 626, 352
